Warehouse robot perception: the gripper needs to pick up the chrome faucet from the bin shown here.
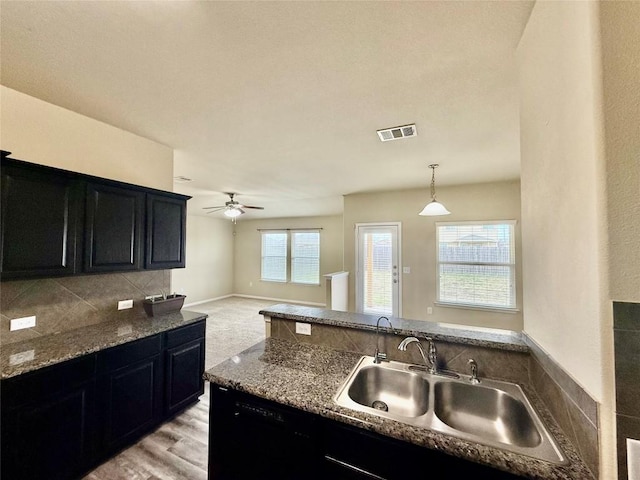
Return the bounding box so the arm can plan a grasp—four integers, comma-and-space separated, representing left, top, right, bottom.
374, 316, 393, 364
398, 336, 438, 374
468, 358, 480, 384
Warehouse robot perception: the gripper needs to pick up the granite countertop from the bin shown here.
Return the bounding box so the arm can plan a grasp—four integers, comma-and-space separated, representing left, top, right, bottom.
1, 309, 208, 379
259, 304, 528, 352
204, 337, 594, 480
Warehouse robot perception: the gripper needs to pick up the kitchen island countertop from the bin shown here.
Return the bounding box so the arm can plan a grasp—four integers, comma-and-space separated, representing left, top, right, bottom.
259, 304, 528, 352
204, 336, 594, 480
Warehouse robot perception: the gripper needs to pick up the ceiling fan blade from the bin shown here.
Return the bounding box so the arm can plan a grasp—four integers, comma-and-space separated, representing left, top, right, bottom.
203, 205, 226, 210
241, 205, 264, 210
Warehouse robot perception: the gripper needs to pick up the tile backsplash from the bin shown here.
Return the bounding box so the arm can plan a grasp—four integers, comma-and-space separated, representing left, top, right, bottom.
614, 301, 640, 480
0, 271, 170, 345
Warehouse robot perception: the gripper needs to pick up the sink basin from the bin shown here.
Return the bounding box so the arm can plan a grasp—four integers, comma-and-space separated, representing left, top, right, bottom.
334, 356, 567, 465
347, 364, 429, 418
433, 381, 541, 448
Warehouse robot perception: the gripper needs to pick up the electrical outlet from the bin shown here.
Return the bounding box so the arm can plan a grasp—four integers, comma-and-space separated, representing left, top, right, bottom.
403, 267, 410, 274
295, 322, 311, 335
628, 439, 640, 480
9, 349, 35, 365
10, 315, 36, 331
427, 307, 433, 315
117, 324, 133, 336
118, 299, 133, 310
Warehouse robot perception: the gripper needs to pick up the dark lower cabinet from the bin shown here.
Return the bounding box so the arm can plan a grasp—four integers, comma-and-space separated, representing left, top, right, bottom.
0, 319, 206, 480
96, 335, 163, 457
1, 356, 96, 480
165, 321, 206, 417
208, 384, 526, 480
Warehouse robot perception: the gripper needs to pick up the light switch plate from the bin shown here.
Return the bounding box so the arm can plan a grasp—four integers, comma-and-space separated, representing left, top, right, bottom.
403, 267, 410, 274
118, 299, 133, 310
628, 438, 640, 480
10, 315, 36, 331
295, 322, 311, 335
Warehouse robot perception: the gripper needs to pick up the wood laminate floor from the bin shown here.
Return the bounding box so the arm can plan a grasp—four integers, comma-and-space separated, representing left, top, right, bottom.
83, 297, 285, 480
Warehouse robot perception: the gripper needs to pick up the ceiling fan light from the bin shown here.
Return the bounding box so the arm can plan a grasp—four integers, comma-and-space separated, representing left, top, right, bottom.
224, 208, 242, 218
419, 199, 451, 216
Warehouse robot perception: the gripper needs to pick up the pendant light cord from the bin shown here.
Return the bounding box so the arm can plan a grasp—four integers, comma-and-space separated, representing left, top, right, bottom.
429, 164, 438, 200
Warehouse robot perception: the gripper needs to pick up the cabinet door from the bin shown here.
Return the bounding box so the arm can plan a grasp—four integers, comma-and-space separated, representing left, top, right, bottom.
145, 193, 187, 269
85, 182, 144, 272
99, 354, 163, 454
1, 356, 97, 480
0, 161, 80, 279
165, 338, 205, 416
96, 335, 163, 457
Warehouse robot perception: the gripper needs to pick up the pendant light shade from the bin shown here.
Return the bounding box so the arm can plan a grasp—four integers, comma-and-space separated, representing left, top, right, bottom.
419, 164, 450, 216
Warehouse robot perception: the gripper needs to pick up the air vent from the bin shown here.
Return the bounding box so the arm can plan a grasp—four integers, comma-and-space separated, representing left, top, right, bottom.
377, 124, 417, 142
173, 176, 192, 183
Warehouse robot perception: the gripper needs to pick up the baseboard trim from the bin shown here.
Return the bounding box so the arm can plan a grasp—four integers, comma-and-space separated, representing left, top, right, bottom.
231, 294, 325, 307
183, 294, 234, 308
184, 294, 326, 309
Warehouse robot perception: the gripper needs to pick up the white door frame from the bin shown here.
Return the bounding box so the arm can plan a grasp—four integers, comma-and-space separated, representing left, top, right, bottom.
355, 222, 402, 318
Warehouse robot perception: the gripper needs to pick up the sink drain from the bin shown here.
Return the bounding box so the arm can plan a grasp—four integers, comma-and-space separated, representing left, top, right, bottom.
371, 400, 389, 411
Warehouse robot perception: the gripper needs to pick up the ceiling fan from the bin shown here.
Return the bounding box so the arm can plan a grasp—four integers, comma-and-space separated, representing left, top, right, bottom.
203, 192, 264, 222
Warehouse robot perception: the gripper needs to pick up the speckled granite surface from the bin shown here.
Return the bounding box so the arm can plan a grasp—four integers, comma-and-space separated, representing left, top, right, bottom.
204, 337, 594, 480
260, 304, 528, 352
1, 309, 208, 379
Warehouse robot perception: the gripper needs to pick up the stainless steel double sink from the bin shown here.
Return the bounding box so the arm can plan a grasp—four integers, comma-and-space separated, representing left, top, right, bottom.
333, 355, 567, 465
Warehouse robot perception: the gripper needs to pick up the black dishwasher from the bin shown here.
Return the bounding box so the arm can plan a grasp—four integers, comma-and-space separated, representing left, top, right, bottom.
208, 384, 323, 480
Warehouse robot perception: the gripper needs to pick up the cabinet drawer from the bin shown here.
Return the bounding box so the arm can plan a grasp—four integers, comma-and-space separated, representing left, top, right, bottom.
2, 355, 96, 409
97, 334, 162, 373
165, 320, 205, 348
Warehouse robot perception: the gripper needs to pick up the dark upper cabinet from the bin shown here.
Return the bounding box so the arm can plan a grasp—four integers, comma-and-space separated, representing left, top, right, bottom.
1, 161, 81, 279
85, 183, 144, 272
146, 193, 187, 270
0, 155, 190, 280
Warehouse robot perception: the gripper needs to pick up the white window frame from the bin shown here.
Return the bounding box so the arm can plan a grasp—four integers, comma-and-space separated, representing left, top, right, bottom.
260, 230, 288, 283
260, 229, 321, 285
435, 220, 518, 312
291, 229, 321, 285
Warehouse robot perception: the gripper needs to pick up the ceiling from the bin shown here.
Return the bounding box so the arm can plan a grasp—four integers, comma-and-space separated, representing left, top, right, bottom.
0, 1, 534, 219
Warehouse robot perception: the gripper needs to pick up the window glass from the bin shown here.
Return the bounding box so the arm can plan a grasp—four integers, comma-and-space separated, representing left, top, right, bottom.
291, 231, 320, 284
261, 232, 287, 282
436, 221, 516, 309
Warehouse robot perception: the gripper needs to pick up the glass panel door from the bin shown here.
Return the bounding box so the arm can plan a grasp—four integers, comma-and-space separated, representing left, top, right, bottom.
355, 224, 400, 317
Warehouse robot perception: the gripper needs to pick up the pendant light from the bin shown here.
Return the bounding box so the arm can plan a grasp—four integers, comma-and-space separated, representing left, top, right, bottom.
419, 164, 450, 216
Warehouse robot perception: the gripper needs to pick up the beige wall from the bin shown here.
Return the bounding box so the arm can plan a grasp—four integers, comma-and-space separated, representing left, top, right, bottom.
233, 215, 343, 305
1, 86, 173, 191
517, 2, 615, 478
173, 213, 235, 305
0, 87, 177, 341
600, 2, 640, 303
343, 181, 522, 331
